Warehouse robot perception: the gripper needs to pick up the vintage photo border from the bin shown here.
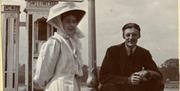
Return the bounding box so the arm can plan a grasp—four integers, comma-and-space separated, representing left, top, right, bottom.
0, 0, 179, 91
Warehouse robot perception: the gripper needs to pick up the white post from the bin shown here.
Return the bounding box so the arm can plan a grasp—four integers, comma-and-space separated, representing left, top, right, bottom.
1, 5, 20, 91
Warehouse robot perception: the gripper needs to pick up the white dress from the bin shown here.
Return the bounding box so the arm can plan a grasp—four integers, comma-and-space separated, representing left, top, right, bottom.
33, 32, 83, 91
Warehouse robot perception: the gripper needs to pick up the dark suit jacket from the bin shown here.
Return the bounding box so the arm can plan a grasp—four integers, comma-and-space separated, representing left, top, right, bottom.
99, 43, 163, 91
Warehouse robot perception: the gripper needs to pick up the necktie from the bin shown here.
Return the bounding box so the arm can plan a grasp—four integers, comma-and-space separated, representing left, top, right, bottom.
67, 38, 74, 50
129, 49, 133, 61
67, 38, 82, 76
67, 38, 78, 59
129, 49, 133, 56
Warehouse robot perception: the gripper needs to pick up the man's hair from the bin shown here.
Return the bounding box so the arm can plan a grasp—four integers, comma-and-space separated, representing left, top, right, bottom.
122, 23, 141, 32
122, 23, 141, 38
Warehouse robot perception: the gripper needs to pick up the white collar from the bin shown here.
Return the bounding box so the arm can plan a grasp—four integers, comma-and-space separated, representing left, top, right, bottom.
125, 44, 137, 56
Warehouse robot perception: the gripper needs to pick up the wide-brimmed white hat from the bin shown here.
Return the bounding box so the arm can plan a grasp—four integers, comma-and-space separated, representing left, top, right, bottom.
47, 2, 85, 24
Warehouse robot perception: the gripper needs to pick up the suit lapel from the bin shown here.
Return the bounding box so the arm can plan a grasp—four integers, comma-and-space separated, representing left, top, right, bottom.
117, 43, 130, 75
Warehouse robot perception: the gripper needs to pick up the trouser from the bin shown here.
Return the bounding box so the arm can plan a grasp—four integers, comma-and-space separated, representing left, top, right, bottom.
100, 80, 164, 91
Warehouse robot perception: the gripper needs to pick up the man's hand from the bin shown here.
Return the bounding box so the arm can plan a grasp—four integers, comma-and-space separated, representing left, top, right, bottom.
137, 70, 150, 81
128, 72, 142, 85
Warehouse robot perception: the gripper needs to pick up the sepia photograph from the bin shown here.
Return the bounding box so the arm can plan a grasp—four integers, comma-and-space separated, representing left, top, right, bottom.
1, 0, 179, 91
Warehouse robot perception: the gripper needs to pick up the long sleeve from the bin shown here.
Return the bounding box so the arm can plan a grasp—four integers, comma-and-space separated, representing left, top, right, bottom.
143, 51, 163, 80
33, 38, 61, 89
99, 48, 130, 85
100, 48, 113, 84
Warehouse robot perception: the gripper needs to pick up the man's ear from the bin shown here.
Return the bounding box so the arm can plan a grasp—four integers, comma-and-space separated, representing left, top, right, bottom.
138, 32, 141, 39
122, 32, 125, 39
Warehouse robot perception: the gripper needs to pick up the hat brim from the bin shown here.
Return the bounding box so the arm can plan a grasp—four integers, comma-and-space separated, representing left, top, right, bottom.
61, 10, 85, 24
47, 9, 85, 25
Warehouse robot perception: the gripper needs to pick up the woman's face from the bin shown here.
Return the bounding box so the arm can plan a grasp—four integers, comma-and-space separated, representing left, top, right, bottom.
62, 15, 78, 35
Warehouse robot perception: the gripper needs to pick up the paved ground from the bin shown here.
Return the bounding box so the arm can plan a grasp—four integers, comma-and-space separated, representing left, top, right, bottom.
81, 86, 179, 91
18, 85, 179, 91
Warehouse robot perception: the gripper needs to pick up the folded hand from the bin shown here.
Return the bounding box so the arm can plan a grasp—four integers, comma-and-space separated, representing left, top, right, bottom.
129, 72, 142, 85
136, 70, 150, 81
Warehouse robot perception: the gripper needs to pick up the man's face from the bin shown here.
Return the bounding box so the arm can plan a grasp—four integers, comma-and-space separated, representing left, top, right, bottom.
62, 15, 78, 35
123, 28, 140, 48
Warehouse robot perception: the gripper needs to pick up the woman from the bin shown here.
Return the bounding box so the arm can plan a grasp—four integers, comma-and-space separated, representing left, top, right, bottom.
33, 2, 86, 91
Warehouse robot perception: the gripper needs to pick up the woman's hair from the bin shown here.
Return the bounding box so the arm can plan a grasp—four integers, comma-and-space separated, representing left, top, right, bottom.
61, 10, 85, 23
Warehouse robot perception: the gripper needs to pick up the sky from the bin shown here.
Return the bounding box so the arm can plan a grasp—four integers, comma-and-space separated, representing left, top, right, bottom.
2, 0, 179, 66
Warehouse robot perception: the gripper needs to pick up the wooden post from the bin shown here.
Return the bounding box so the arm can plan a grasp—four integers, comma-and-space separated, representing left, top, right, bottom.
28, 14, 33, 91
86, 0, 98, 91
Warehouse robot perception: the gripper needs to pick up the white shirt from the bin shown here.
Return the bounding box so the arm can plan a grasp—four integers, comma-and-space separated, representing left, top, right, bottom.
125, 44, 137, 56
33, 33, 83, 91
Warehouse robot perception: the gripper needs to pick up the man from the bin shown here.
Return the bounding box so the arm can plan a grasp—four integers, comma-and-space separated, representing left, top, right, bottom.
99, 23, 164, 91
